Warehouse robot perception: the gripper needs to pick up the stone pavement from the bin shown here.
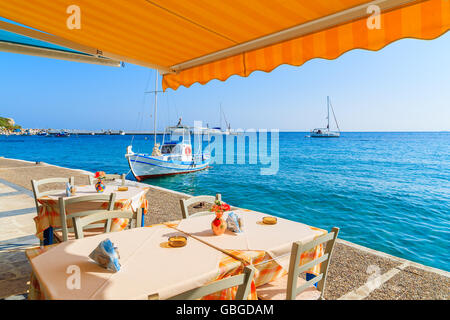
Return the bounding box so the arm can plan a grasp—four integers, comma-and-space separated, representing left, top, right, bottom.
0, 176, 39, 299
0, 157, 448, 300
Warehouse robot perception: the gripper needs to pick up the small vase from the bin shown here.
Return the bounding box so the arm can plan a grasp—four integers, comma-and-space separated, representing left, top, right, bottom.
211, 217, 227, 236
95, 179, 105, 193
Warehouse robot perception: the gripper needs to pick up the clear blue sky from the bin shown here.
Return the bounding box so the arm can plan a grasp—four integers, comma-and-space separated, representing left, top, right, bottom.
0, 31, 449, 132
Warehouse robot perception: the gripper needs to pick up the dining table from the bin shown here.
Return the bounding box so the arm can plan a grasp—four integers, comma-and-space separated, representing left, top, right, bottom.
26, 209, 326, 300
34, 182, 149, 245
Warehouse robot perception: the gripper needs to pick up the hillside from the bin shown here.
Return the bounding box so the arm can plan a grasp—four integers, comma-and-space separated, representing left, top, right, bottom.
0, 117, 21, 130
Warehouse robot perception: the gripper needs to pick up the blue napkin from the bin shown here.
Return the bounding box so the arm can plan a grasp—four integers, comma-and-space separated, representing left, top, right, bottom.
89, 238, 121, 272
226, 211, 243, 233
65, 182, 72, 197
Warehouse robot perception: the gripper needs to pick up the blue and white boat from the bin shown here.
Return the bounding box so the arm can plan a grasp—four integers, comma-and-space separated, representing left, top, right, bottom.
126, 125, 210, 180
125, 71, 210, 180
54, 131, 70, 137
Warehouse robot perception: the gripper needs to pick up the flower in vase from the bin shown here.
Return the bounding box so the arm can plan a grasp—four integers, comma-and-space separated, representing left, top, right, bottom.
94, 171, 106, 180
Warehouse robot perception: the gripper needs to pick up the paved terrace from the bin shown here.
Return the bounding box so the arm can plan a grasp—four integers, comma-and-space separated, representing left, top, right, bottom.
0, 157, 448, 300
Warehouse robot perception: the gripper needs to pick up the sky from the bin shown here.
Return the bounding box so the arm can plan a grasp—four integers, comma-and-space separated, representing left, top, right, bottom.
0, 31, 449, 132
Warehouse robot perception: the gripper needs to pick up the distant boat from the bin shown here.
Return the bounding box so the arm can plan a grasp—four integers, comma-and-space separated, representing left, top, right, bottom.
205, 104, 240, 135
310, 96, 340, 138
55, 131, 70, 137
119, 130, 125, 135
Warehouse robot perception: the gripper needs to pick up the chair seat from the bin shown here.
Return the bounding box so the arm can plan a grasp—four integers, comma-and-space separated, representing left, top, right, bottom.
54, 227, 105, 242
256, 275, 321, 300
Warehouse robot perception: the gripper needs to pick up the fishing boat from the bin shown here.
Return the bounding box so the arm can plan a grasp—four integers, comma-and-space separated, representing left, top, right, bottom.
310, 96, 340, 138
125, 72, 211, 180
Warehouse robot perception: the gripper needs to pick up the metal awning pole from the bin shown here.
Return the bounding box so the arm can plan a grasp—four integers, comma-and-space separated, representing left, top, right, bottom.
154, 71, 158, 147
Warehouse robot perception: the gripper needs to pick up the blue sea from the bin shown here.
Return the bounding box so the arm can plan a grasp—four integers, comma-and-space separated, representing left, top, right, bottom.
1, 132, 449, 271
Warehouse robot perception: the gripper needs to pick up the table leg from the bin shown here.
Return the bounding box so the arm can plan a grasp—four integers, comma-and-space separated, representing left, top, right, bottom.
141, 211, 145, 227
43, 227, 54, 245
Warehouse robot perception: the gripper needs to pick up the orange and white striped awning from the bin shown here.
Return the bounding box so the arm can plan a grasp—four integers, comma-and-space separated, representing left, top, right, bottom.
0, 0, 448, 91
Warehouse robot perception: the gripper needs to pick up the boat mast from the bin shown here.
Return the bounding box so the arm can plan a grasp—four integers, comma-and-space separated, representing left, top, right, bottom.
153, 71, 158, 147
329, 98, 341, 133
327, 96, 330, 130
219, 103, 222, 130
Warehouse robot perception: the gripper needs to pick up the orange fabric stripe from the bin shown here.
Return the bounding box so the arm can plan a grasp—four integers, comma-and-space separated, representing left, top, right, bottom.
163, 0, 450, 91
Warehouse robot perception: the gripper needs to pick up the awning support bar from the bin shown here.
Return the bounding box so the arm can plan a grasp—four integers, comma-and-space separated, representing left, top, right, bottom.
0, 20, 171, 72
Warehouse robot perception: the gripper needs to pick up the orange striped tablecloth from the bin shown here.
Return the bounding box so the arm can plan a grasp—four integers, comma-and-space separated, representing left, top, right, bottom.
34, 185, 149, 240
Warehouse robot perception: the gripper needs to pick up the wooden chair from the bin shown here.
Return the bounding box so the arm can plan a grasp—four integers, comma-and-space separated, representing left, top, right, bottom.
31, 177, 75, 214
73, 208, 143, 239
58, 193, 117, 242
88, 173, 126, 186
256, 227, 340, 300
179, 194, 222, 219
149, 265, 255, 300
31, 177, 75, 244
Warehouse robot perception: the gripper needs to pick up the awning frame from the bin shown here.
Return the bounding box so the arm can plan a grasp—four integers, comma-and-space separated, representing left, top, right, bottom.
0, 20, 170, 72
0, 40, 121, 66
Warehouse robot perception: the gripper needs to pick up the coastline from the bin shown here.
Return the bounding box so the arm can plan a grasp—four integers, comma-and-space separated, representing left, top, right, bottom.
0, 156, 448, 300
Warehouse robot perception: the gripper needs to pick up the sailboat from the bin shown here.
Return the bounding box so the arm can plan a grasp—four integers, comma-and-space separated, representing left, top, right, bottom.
125, 72, 211, 180
207, 104, 239, 135
310, 96, 340, 138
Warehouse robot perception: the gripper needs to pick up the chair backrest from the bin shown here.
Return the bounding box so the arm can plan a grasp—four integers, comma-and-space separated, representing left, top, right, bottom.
31, 177, 75, 213
88, 174, 126, 186
148, 265, 255, 300
286, 227, 340, 300
179, 194, 222, 219
73, 208, 143, 239
58, 193, 116, 242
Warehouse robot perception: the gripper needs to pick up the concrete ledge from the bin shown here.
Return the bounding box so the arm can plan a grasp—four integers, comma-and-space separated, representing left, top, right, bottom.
337, 239, 450, 278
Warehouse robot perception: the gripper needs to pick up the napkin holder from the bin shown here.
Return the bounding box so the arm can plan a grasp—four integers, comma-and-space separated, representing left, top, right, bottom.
89, 238, 121, 272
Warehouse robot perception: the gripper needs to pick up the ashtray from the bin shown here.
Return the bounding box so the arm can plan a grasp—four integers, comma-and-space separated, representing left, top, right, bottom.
168, 236, 187, 247
262, 217, 277, 225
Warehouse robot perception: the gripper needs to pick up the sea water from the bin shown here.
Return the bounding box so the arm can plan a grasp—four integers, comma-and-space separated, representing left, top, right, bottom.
1, 132, 448, 271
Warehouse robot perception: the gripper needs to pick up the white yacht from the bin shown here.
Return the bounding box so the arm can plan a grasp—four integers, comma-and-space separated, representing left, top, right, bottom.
310, 96, 340, 138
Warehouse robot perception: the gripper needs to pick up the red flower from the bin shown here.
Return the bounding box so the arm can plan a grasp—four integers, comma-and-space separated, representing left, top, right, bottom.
94, 171, 106, 179
213, 218, 221, 227
221, 203, 231, 211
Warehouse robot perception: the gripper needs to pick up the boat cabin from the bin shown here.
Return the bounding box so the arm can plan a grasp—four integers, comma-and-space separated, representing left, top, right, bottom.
159, 142, 193, 162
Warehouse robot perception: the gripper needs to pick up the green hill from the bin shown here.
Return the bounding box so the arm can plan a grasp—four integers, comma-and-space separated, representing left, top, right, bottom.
0, 117, 21, 130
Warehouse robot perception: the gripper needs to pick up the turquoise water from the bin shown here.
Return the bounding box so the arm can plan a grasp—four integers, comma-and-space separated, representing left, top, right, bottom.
1, 132, 449, 271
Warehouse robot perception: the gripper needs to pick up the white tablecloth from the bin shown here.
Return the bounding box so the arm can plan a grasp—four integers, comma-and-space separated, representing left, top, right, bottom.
30, 226, 224, 300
